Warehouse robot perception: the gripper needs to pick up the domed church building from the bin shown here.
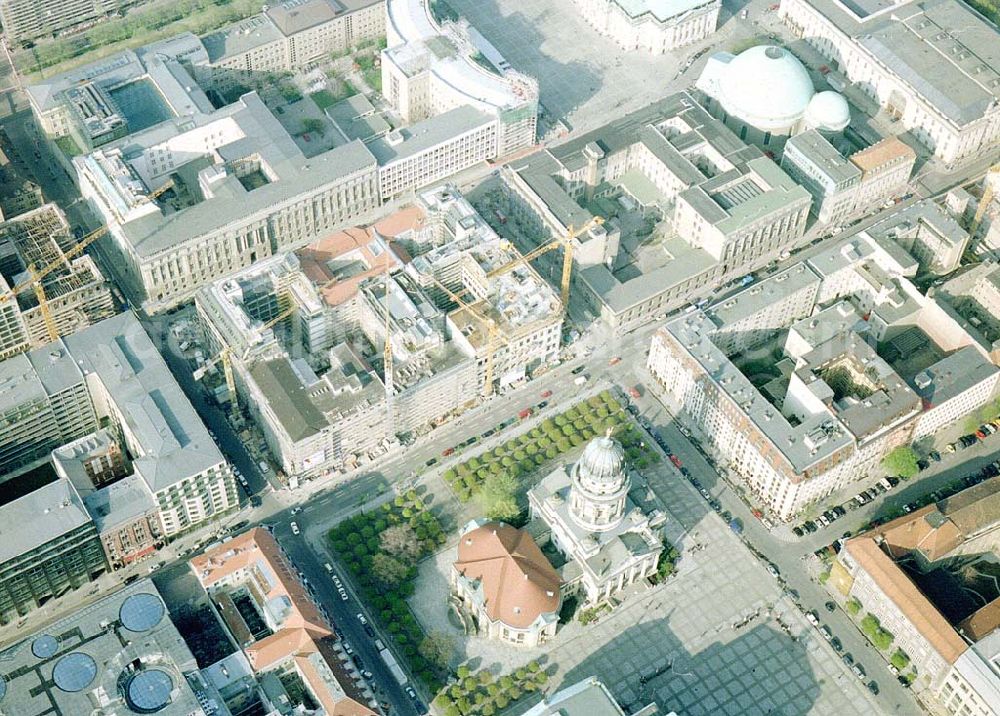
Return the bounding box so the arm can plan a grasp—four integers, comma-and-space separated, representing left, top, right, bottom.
696, 44, 849, 153
528, 431, 666, 606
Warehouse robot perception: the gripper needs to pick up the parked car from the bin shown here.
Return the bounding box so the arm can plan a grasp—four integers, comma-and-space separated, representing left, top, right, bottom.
766, 564, 780, 579
425, 458, 438, 467
852, 663, 865, 680
867, 681, 879, 695
792, 525, 804, 537
819, 625, 832, 640
806, 611, 819, 626
442, 447, 455, 457
571, 365, 586, 375
803, 521, 818, 533
343, 642, 354, 655
824, 601, 836, 612
541, 390, 553, 398
356, 613, 368, 625
842, 652, 853, 666
290, 522, 299, 535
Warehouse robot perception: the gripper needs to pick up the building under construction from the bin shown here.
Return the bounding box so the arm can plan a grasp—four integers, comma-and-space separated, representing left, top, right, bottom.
0, 204, 115, 359
195, 185, 562, 482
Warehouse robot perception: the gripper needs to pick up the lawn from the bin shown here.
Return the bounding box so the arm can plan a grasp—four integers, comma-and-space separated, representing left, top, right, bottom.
17, 0, 260, 77
441, 392, 659, 502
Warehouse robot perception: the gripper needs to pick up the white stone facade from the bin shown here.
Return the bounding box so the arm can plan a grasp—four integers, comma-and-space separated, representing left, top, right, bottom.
573, 0, 721, 54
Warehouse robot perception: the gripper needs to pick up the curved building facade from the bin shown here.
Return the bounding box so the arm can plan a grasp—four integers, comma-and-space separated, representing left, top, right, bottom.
382, 0, 538, 156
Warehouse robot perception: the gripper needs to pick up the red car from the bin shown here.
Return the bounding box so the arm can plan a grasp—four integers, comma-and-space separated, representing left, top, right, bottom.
518, 408, 533, 419
628, 386, 641, 399
669, 455, 682, 468
608, 356, 622, 366
541, 390, 553, 398
442, 447, 455, 457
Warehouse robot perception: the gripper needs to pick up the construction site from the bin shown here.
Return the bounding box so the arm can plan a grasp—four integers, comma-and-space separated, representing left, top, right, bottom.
0, 204, 114, 359
194, 185, 565, 483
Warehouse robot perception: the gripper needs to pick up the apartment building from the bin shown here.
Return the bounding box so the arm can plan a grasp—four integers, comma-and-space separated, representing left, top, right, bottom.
848, 137, 917, 212
0, 204, 115, 359
502, 92, 810, 335
0, 477, 107, 622
191, 528, 377, 714
52, 431, 164, 568
201, 0, 385, 88
835, 478, 1000, 705
866, 199, 970, 276
382, 0, 538, 157
0, 0, 149, 45
573, 0, 721, 53
779, 0, 1000, 164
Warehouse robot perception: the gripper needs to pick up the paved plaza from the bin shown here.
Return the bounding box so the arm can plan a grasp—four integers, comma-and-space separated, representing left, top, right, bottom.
444, 0, 763, 132
409, 443, 880, 715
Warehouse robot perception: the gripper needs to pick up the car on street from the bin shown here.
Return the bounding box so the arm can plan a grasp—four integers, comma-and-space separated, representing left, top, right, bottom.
360, 670, 373, 680
867, 681, 879, 695
290, 521, 300, 535
571, 365, 586, 375
608, 356, 621, 366
852, 663, 865, 680
405, 686, 417, 700
830, 637, 842, 652
792, 525, 804, 537
803, 520, 817, 533
291, 506, 303, 515
670, 454, 683, 468
805, 611, 819, 626
343, 642, 354, 655
628, 386, 641, 399
442, 447, 455, 457
325, 563, 334, 573
425, 457, 437, 467
337, 587, 348, 601
356, 613, 368, 625
819, 625, 832, 640
842, 652, 853, 666
766, 564, 780, 579
824, 601, 836, 612
541, 390, 553, 398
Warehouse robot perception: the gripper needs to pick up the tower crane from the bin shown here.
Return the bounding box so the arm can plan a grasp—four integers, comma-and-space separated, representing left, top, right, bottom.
430, 276, 506, 397
0, 225, 108, 308
969, 164, 1000, 238
194, 300, 300, 404
29, 264, 59, 343
488, 216, 604, 309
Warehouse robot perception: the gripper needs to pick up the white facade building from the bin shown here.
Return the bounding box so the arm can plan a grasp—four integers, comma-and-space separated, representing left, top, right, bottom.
381, 0, 538, 158
573, 0, 721, 54
779, 0, 1000, 165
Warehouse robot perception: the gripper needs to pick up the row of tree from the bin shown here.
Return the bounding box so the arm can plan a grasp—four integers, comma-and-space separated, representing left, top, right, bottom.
432, 662, 549, 716
327, 492, 450, 689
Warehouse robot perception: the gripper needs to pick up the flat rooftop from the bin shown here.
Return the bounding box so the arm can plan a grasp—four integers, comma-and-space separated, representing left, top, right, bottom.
0, 580, 214, 716
57, 311, 225, 493
614, 0, 719, 21
202, 15, 283, 63
793, 0, 1000, 126
784, 129, 862, 185
865, 198, 969, 251
707, 264, 820, 328
0, 477, 90, 563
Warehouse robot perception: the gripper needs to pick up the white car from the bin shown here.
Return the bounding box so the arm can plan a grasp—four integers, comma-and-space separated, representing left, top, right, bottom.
356, 613, 368, 625
324, 563, 334, 573
338, 588, 348, 601
290, 521, 300, 535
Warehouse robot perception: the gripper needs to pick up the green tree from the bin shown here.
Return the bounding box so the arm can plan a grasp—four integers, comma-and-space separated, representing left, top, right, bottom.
890, 649, 910, 670
300, 117, 325, 136
873, 627, 894, 650
478, 471, 519, 522
846, 597, 862, 616
371, 553, 408, 589
882, 445, 920, 479
418, 631, 455, 672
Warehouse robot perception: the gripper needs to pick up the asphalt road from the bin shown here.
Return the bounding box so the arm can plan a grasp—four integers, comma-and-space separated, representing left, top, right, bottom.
270, 520, 421, 716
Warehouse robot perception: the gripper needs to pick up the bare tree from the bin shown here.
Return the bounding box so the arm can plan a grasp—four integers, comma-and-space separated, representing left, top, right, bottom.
379, 523, 421, 560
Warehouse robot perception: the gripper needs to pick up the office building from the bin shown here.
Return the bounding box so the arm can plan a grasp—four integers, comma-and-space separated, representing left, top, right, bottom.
521, 676, 661, 716
0, 476, 107, 622
27, 34, 214, 153
573, 0, 720, 53
0, 0, 151, 45
191, 528, 377, 715
0, 204, 115, 360
780, 0, 1000, 164
835, 477, 1000, 706
0, 580, 224, 714
502, 92, 810, 334
0, 312, 237, 537
781, 132, 916, 226
76, 92, 381, 311
781, 130, 862, 225
201, 0, 385, 89
382, 0, 538, 158
451, 519, 562, 648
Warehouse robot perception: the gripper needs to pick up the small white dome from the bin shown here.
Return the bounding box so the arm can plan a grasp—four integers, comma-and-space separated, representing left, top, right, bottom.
718, 45, 815, 132
805, 91, 850, 132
